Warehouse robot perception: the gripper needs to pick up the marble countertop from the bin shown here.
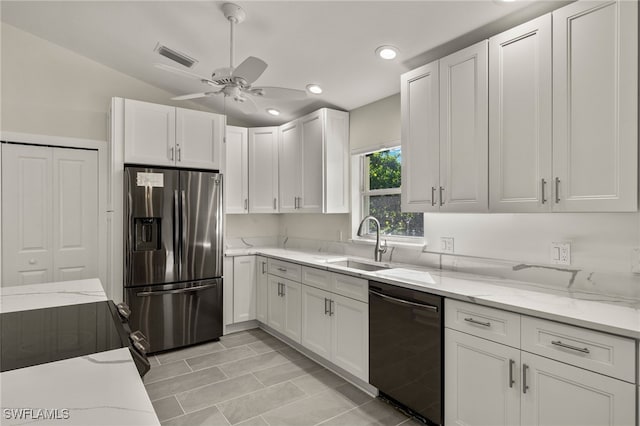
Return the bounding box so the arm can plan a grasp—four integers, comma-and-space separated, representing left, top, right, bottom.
0, 279, 107, 313
227, 248, 640, 339
0, 279, 160, 425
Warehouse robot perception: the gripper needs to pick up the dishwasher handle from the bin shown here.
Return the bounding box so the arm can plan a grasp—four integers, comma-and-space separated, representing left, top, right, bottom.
369, 289, 439, 312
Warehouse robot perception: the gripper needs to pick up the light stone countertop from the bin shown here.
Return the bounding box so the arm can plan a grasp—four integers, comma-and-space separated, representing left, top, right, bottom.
227, 247, 640, 339
0, 279, 160, 426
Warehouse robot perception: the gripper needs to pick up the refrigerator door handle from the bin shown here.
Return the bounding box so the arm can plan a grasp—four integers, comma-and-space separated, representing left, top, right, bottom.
181, 189, 188, 276
174, 190, 180, 276
136, 282, 218, 297
214, 175, 223, 278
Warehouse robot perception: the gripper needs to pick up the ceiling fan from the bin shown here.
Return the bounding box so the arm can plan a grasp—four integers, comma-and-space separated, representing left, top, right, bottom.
156, 3, 307, 114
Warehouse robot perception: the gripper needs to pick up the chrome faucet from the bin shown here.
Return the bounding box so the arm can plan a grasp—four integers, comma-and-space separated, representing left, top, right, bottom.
356, 215, 387, 262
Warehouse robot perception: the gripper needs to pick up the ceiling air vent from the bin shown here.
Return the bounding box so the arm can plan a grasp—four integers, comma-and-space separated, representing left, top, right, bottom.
154, 43, 198, 68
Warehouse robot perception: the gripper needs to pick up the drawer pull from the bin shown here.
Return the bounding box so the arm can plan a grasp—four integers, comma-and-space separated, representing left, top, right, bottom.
551, 340, 590, 354
522, 364, 529, 394
509, 359, 515, 388
464, 317, 491, 327
277, 267, 287, 272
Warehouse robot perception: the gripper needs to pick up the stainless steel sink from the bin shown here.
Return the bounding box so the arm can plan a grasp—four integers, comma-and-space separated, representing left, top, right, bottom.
328, 259, 391, 272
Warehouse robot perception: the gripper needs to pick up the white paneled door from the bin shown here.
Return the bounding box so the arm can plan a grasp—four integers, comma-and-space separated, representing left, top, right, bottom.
2, 143, 98, 286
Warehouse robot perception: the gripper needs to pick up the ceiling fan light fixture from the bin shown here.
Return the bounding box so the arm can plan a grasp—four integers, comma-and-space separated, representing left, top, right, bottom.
266, 108, 281, 116
306, 84, 323, 95
375, 45, 399, 60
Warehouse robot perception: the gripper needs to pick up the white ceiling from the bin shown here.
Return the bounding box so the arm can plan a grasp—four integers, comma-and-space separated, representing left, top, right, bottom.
1, 1, 539, 126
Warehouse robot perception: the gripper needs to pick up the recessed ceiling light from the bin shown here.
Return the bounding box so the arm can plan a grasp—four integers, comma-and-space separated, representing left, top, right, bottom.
306, 84, 323, 95
266, 108, 280, 116
375, 45, 399, 60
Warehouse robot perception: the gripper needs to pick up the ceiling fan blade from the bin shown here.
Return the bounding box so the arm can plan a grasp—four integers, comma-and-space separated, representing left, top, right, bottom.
233, 56, 268, 84
155, 63, 218, 85
254, 87, 308, 101
171, 91, 218, 101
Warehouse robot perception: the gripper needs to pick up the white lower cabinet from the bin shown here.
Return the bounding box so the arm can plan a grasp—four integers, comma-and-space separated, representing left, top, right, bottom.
445, 329, 520, 426
267, 275, 301, 343
445, 300, 637, 426
301, 284, 368, 382
232, 256, 256, 323
255, 256, 268, 323
521, 352, 635, 426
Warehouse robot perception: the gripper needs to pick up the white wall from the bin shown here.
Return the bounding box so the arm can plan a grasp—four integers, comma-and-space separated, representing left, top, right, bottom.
226, 214, 280, 238
0, 23, 247, 141
349, 93, 400, 152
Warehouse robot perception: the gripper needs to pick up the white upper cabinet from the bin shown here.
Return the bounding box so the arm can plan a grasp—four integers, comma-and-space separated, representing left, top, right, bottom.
439, 40, 489, 212
552, 0, 637, 212
122, 98, 224, 170
249, 127, 279, 213
225, 126, 249, 214
176, 108, 224, 170
401, 60, 440, 212
278, 108, 350, 214
124, 99, 176, 167
489, 15, 552, 213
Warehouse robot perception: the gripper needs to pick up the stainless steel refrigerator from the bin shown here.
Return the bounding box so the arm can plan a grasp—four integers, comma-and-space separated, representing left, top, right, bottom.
124, 166, 223, 353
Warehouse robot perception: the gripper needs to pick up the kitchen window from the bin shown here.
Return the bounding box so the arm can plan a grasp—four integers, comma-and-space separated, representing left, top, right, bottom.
354, 146, 424, 241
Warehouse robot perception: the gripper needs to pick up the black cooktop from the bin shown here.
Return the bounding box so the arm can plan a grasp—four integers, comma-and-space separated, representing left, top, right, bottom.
0, 301, 128, 373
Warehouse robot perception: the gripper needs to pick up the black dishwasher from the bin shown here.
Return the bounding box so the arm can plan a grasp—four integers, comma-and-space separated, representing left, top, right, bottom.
369, 281, 443, 425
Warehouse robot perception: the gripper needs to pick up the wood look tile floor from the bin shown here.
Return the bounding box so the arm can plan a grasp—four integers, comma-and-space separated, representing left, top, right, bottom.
144, 328, 421, 426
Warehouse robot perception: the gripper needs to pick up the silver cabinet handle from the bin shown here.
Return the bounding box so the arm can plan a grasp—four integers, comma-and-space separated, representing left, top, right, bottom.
554, 177, 560, 203
277, 282, 282, 296
464, 317, 491, 327
244, 198, 248, 210
522, 364, 529, 394
439, 186, 444, 206
324, 298, 329, 315
273, 198, 277, 210
262, 261, 267, 274
170, 146, 175, 161
277, 267, 287, 272
281, 283, 285, 297
177, 145, 181, 161
509, 359, 515, 388
551, 340, 590, 354
541, 178, 547, 204
329, 299, 334, 316
431, 187, 436, 207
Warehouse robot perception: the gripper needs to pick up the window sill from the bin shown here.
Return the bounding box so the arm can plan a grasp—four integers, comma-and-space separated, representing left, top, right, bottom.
349, 237, 428, 250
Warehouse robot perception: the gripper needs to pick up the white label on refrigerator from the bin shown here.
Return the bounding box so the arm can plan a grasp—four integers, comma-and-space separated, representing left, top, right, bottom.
136, 172, 164, 187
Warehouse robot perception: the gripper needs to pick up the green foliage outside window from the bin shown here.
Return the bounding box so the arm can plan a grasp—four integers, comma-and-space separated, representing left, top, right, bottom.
365, 148, 424, 237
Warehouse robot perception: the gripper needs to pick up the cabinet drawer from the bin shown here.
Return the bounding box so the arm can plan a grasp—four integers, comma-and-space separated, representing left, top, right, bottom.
331, 273, 368, 303
445, 299, 520, 348
268, 259, 302, 281
521, 316, 635, 383
301, 266, 331, 291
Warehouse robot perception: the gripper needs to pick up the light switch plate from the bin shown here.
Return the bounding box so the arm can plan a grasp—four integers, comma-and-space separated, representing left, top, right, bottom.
550, 242, 571, 265
441, 237, 454, 254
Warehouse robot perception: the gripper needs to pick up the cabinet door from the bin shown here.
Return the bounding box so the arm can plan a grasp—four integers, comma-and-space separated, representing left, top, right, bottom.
256, 256, 269, 323
301, 285, 332, 359
249, 127, 279, 213
489, 15, 552, 213
299, 111, 323, 213
223, 257, 234, 326
282, 279, 302, 343
323, 109, 350, 213
225, 126, 249, 214
439, 40, 489, 212
445, 329, 520, 426
233, 256, 256, 323
278, 120, 301, 212
401, 61, 440, 212
552, 0, 637, 212
2, 144, 53, 285
521, 352, 635, 426
123, 99, 175, 166
176, 108, 224, 170
330, 294, 369, 381
267, 275, 285, 333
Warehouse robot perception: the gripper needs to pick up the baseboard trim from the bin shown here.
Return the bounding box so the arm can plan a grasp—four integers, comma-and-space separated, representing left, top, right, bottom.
224, 320, 259, 335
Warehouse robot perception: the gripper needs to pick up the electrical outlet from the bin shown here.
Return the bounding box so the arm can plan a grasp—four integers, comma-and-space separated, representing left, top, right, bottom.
550, 242, 571, 265
440, 237, 454, 254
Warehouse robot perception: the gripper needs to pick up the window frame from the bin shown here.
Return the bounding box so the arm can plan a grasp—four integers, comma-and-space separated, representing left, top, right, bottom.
351, 144, 425, 245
